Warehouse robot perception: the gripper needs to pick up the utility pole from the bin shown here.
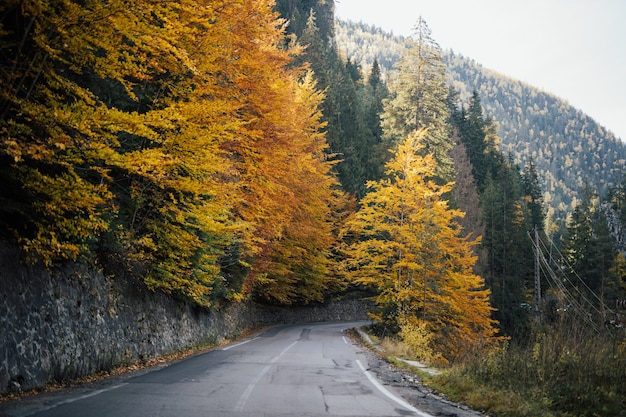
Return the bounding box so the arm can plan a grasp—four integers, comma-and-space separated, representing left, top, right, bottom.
534, 224, 541, 321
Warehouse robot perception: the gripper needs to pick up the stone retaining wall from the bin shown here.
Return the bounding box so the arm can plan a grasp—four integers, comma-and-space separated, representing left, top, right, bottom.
0, 244, 370, 395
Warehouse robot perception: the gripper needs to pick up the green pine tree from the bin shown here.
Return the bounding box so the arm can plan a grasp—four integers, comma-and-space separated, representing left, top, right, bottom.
563, 184, 618, 306
381, 16, 453, 183
481, 161, 534, 337
522, 156, 545, 230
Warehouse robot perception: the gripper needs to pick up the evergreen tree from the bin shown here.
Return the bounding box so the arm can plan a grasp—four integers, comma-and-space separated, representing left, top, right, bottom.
602, 175, 626, 308
605, 173, 626, 251
365, 59, 388, 146
329, 54, 390, 199
461, 91, 490, 189
563, 185, 596, 287
521, 157, 545, 230
562, 185, 618, 307
481, 161, 534, 337
381, 16, 453, 183
451, 132, 487, 276
359, 59, 389, 192
284, 5, 391, 199
450, 89, 505, 193
298, 8, 330, 86
611, 253, 626, 297
447, 88, 536, 337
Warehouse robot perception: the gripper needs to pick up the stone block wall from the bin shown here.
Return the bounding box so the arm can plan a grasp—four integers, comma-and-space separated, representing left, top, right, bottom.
0, 244, 370, 395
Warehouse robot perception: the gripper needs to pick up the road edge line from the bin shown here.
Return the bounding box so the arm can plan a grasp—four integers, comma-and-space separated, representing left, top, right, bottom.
356, 359, 433, 417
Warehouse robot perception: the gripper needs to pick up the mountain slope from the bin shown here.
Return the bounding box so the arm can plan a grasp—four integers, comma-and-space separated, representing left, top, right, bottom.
336, 19, 626, 228
446, 53, 626, 225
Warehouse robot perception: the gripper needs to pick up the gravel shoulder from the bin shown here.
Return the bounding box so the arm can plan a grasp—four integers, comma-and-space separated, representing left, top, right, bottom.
353, 327, 488, 417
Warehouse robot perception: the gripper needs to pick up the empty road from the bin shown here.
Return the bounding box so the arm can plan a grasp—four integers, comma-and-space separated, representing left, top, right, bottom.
1, 322, 429, 417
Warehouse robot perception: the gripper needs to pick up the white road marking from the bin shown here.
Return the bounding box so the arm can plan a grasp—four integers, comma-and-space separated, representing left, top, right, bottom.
222, 337, 259, 351
356, 359, 433, 417
234, 340, 299, 412
19, 383, 129, 416
234, 364, 271, 412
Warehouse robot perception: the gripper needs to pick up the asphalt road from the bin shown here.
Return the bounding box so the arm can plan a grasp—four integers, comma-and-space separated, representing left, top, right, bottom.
1, 322, 431, 417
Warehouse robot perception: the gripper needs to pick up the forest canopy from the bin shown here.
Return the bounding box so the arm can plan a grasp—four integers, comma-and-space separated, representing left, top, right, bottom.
0, 0, 346, 307
2, 1, 624, 371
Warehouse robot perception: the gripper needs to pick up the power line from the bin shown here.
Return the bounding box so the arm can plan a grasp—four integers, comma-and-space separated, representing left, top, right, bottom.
528, 230, 613, 332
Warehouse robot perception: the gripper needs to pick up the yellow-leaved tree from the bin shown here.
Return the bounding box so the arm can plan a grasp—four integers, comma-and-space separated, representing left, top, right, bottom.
0, 0, 242, 305
342, 129, 498, 361
187, 0, 349, 305
240, 72, 347, 304
0, 0, 346, 307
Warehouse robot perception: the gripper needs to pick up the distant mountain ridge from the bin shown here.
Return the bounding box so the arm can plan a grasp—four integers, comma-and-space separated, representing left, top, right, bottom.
336, 19, 626, 228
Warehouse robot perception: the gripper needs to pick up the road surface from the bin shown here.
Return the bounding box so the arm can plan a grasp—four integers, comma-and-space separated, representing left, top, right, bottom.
1, 321, 433, 417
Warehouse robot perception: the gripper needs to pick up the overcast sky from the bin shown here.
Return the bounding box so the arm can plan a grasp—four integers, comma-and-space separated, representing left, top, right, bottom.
334, 0, 626, 142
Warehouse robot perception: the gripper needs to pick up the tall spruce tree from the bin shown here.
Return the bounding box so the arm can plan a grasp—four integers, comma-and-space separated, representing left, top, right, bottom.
451, 132, 487, 277
381, 16, 453, 182
481, 160, 534, 337
357, 59, 389, 194
450, 92, 537, 337
562, 185, 619, 308
606, 173, 626, 250
283, 5, 388, 198
461, 91, 489, 189
365, 59, 387, 143
522, 157, 545, 230
605, 174, 626, 300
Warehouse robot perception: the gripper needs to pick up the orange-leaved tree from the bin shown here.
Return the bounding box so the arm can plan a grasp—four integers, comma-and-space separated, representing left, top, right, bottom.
195, 0, 348, 305
241, 73, 347, 304
342, 129, 498, 360
0, 0, 243, 305
0, 0, 345, 307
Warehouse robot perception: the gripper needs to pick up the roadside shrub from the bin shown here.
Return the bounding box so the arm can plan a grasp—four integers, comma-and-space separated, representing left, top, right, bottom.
432, 321, 625, 417
398, 317, 443, 365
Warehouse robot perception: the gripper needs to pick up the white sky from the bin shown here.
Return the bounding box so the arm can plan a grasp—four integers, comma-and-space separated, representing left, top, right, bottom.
334, 0, 626, 142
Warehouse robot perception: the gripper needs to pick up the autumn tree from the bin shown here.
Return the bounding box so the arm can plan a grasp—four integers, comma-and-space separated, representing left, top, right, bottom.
0, 0, 279, 305
342, 130, 497, 360
238, 72, 348, 305
0, 0, 344, 307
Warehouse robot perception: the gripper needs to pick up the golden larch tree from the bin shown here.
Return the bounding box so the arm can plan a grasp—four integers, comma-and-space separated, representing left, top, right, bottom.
342, 130, 498, 360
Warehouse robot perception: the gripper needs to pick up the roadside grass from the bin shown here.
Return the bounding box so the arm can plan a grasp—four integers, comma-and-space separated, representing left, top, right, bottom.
430, 369, 547, 417
428, 362, 554, 417
360, 321, 626, 417
379, 336, 417, 359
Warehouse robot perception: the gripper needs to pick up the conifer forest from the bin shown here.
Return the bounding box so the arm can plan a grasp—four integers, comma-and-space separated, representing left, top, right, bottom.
1, 1, 625, 415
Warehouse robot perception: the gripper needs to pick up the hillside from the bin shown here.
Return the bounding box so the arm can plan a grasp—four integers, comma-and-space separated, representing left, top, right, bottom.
336, 19, 626, 228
